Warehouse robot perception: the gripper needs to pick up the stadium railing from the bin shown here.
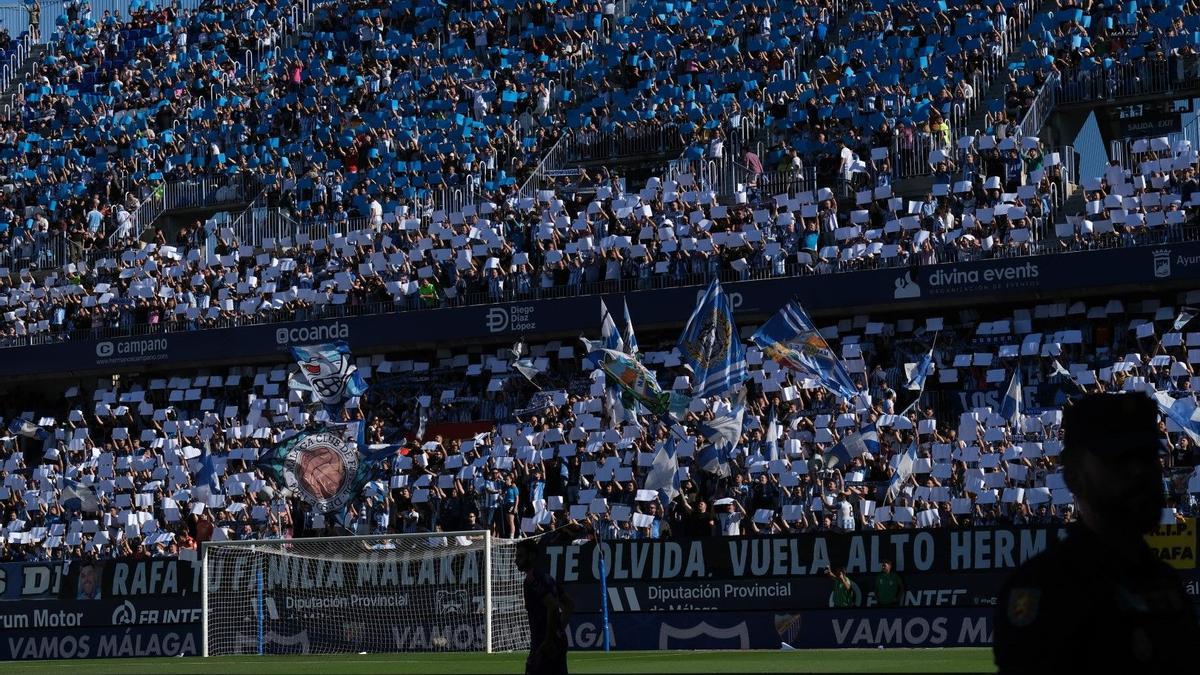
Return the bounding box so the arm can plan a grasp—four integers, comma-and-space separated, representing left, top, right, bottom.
5, 223, 1197, 351
0, 31, 33, 93
1057, 55, 1200, 105
1017, 73, 1060, 141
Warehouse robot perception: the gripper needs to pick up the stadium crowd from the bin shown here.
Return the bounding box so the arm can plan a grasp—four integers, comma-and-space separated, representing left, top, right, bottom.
2, 0, 1199, 279
3, 123, 1198, 345
0, 0, 1197, 566
2, 287, 1200, 562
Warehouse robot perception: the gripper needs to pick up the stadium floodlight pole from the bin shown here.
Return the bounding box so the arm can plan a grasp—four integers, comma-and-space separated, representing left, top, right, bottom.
484, 530, 493, 654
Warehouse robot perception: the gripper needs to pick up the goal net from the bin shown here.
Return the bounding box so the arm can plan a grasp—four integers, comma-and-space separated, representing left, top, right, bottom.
201, 532, 529, 656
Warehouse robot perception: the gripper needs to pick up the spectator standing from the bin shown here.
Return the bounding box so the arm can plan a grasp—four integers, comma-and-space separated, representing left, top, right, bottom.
874, 560, 904, 607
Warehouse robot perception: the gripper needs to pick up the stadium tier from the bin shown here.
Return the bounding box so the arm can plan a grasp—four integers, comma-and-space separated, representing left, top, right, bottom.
2, 289, 1200, 561
1, 0, 1200, 664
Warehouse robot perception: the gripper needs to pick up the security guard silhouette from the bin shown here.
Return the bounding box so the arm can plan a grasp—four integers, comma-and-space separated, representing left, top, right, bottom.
994, 394, 1199, 671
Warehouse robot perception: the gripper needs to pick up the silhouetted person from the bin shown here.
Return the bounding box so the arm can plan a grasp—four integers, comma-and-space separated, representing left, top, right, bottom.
994, 394, 1199, 672
516, 538, 574, 675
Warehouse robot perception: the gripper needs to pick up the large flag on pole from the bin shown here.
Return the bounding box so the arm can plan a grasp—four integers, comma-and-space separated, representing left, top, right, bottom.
7, 417, 48, 441
585, 348, 683, 417
623, 299, 639, 355
677, 279, 747, 399
600, 299, 624, 352
643, 435, 681, 502
258, 422, 391, 514
696, 386, 746, 476
887, 440, 918, 502
290, 341, 368, 409
59, 478, 99, 512
1154, 391, 1200, 444
509, 339, 542, 389
1174, 307, 1198, 331
1001, 368, 1022, 427
191, 446, 223, 505
752, 299, 858, 402
904, 340, 937, 392
825, 423, 880, 470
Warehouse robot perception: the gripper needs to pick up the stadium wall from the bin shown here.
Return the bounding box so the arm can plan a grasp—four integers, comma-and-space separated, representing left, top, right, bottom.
0, 558, 202, 659
0, 523, 1194, 659
3, 242, 1200, 383
553, 523, 1198, 650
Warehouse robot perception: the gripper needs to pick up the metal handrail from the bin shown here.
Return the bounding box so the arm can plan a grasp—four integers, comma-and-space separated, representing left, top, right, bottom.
1017, 72, 1059, 140
1056, 56, 1200, 105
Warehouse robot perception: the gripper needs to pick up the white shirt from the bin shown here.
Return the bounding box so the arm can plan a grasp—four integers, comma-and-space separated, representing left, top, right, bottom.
838, 500, 853, 521
717, 511, 743, 536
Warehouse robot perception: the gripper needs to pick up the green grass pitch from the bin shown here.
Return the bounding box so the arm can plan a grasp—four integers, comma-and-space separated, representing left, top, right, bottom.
8, 649, 992, 674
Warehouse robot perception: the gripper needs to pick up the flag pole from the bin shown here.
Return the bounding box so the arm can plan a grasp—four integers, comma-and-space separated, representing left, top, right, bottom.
917, 331, 939, 413
598, 520, 611, 653
900, 331, 938, 417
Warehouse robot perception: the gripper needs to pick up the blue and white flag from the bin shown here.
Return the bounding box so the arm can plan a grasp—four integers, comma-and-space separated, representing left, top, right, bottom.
363, 480, 389, 503
7, 417, 48, 441
764, 402, 780, 461
416, 402, 429, 442
1050, 360, 1073, 379
1001, 369, 1022, 427
752, 299, 857, 402
600, 299, 624, 352
678, 279, 747, 398
1154, 391, 1200, 444
623, 298, 639, 355
644, 435, 681, 502
509, 339, 542, 389
1174, 307, 1198, 331
192, 449, 222, 503
697, 387, 746, 476
887, 440, 918, 503
258, 422, 391, 514
59, 478, 99, 512
290, 341, 368, 409
827, 423, 880, 470
904, 346, 936, 392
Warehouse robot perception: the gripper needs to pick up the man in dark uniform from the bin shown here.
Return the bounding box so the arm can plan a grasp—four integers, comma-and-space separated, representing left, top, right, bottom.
515, 539, 574, 675
994, 394, 1199, 671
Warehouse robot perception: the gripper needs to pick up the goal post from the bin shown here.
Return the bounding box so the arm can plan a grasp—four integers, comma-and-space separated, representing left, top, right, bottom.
199, 532, 529, 657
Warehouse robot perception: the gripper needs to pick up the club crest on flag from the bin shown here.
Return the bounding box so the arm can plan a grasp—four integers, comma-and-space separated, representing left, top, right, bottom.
762, 330, 833, 374
753, 299, 857, 401
280, 430, 360, 513
290, 341, 368, 408
685, 309, 734, 371
678, 279, 747, 398
1006, 587, 1041, 627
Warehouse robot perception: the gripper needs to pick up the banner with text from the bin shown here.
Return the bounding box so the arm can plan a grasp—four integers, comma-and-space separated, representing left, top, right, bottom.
566, 608, 996, 650
541, 526, 1068, 584
0, 559, 200, 601
567, 572, 1010, 614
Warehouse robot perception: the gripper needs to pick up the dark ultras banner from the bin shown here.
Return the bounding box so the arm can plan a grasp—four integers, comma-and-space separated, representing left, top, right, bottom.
541, 526, 1068, 584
